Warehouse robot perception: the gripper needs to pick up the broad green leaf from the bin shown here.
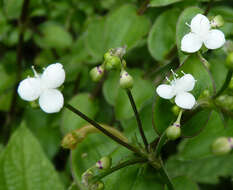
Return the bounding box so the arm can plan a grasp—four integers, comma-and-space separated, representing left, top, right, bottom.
148, 8, 180, 61
149, 0, 183, 7
61, 93, 99, 134
34, 22, 72, 49
166, 115, 233, 184
0, 123, 65, 190
24, 108, 62, 159
171, 176, 199, 190
3, 0, 23, 19
177, 54, 212, 97
85, 4, 151, 61
176, 7, 203, 64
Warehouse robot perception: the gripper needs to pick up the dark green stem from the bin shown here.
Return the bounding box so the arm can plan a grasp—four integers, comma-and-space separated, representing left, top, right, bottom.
65, 104, 141, 155
214, 70, 233, 98
137, 0, 150, 15
154, 132, 167, 157
91, 157, 147, 183
126, 90, 149, 152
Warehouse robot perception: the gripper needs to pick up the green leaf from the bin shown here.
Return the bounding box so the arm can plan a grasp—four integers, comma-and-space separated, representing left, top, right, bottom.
149, 0, 183, 7
0, 123, 65, 190
166, 114, 233, 184
148, 8, 180, 61
61, 93, 99, 134
171, 176, 199, 190
34, 22, 72, 49
85, 4, 151, 61
176, 7, 203, 64
3, 0, 23, 19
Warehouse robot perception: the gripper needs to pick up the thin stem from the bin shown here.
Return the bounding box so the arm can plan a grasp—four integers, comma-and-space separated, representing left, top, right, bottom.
204, 0, 214, 15
175, 109, 183, 124
158, 159, 175, 190
154, 132, 167, 157
91, 157, 147, 183
197, 52, 216, 96
137, 0, 150, 15
65, 104, 141, 155
126, 90, 149, 152
214, 70, 233, 98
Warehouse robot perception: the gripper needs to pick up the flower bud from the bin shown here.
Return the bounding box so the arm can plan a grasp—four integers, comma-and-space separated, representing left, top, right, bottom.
90, 66, 104, 82
171, 106, 180, 116
90, 181, 104, 190
225, 52, 233, 70
61, 133, 77, 149
104, 52, 112, 62
119, 70, 134, 89
166, 123, 181, 140
96, 156, 112, 170
105, 56, 121, 70
211, 15, 224, 28
212, 137, 232, 155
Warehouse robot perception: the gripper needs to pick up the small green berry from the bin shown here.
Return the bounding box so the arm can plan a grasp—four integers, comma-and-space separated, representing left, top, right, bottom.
96, 156, 112, 170
90, 66, 104, 82
104, 52, 112, 62
166, 124, 181, 140
212, 137, 232, 155
119, 70, 134, 89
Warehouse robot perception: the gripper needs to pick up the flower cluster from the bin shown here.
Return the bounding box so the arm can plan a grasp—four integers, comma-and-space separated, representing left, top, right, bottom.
181, 14, 225, 53
18, 63, 65, 113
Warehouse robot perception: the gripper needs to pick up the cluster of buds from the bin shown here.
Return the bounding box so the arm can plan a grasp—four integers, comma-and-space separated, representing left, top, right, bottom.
90, 47, 134, 89
166, 122, 181, 140
212, 137, 233, 155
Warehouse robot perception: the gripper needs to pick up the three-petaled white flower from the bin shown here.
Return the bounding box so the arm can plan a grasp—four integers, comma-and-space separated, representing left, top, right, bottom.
181, 14, 225, 53
17, 63, 65, 113
156, 71, 196, 110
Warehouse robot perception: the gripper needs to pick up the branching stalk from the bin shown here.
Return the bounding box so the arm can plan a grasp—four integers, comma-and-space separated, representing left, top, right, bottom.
65, 104, 141, 155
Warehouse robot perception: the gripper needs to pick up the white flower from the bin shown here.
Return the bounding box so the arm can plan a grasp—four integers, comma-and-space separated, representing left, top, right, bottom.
17, 63, 65, 113
181, 14, 225, 53
156, 71, 196, 110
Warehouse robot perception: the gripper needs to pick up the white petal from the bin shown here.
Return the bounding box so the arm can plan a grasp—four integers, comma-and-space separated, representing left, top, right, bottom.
203, 29, 225, 50
156, 84, 175, 99
17, 77, 41, 101
39, 89, 64, 113
175, 92, 196, 110
191, 14, 210, 36
41, 63, 65, 89
175, 74, 196, 92
181, 33, 203, 53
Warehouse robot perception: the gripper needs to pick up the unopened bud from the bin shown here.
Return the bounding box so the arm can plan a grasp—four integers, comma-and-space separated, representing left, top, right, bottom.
61, 133, 77, 149
90, 66, 104, 82
90, 181, 104, 190
104, 52, 112, 62
226, 52, 233, 70
211, 15, 224, 28
119, 70, 134, 89
212, 137, 232, 155
171, 106, 180, 116
166, 123, 181, 140
96, 156, 112, 170
30, 101, 39, 108
105, 56, 121, 70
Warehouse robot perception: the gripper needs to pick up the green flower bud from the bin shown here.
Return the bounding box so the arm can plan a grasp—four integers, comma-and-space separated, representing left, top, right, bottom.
166, 124, 181, 140
105, 56, 121, 70
226, 52, 233, 70
90, 66, 104, 82
30, 101, 39, 108
96, 156, 112, 170
119, 70, 134, 89
212, 137, 232, 155
104, 52, 112, 62
211, 15, 224, 28
90, 181, 104, 190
